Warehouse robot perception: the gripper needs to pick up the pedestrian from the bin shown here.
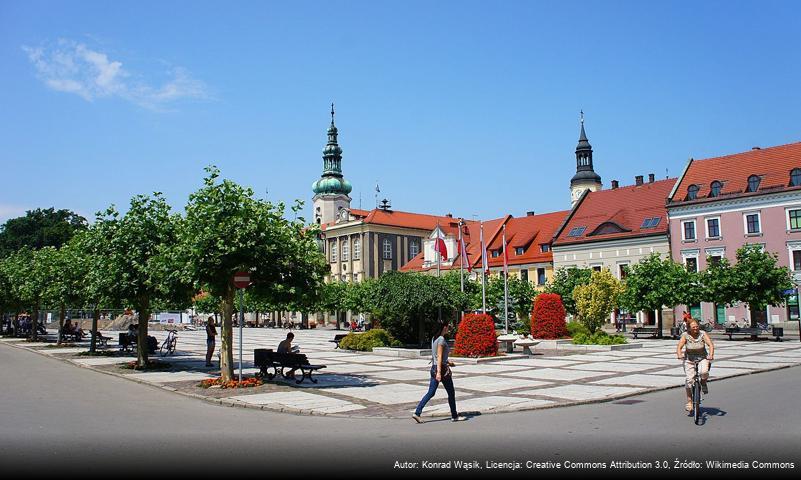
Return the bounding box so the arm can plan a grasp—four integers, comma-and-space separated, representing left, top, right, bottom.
412, 322, 466, 423
205, 316, 217, 367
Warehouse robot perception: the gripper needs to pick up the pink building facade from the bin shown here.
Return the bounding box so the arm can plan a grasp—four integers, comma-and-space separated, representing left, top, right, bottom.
667, 143, 801, 326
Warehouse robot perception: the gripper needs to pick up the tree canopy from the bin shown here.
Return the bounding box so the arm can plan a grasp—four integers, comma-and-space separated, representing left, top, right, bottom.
545, 267, 592, 316
0, 208, 87, 257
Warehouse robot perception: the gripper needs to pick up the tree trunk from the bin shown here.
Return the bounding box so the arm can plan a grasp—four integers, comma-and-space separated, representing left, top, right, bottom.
136, 297, 150, 368
656, 308, 664, 339
255, 311, 259, 328
220, 285, 236, 381
90, 307, 100, 353
57, 304, 66, 345
30, 302, 40, 341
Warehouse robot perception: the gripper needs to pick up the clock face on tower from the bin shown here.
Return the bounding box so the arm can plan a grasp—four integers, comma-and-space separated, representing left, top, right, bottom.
339, 209, 349, 221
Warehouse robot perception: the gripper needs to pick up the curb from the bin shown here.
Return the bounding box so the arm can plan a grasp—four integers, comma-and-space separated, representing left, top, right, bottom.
3, 339, 800, 420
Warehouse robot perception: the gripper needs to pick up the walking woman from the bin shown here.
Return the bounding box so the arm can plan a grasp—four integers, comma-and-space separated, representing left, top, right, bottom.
413, 322, 466, 423
205, 316, 217, 367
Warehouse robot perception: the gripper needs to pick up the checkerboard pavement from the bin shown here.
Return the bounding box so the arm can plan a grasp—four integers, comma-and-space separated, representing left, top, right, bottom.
5, 327, 801, 418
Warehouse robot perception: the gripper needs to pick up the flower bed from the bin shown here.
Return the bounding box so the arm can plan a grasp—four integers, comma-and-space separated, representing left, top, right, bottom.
199, 376, 263, 389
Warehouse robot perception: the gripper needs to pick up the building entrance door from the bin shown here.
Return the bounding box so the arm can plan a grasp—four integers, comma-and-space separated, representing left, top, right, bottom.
715, 304, 726, 324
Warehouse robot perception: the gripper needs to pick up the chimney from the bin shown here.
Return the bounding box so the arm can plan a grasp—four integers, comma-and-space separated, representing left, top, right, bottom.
752, 146, 761, 150
611, 180, 619, 189
635, 175, 644, 186
648, 173, 655, 183
446, 213, 453, 218
526, 211, 536, 216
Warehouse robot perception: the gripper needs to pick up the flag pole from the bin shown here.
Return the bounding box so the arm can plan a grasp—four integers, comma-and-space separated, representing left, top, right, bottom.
480, 222, 487, 314
458, 220, 464, 294
503, 224, 509, 334
436, 222, 442, 324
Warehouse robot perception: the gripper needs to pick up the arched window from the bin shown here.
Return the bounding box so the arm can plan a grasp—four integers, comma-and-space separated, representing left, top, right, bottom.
791, 169, 801, 187
353, 237, 361, 260
686, 184, 699, 200
330, 242, 338, 263
341, 240, 349, 261
747, 175, 761, 192
409, 239, 420, 258
709, 181, 722, 198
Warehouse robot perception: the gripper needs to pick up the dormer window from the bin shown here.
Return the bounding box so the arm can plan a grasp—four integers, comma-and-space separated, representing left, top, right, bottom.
491, 250, 500, 258
686, 184, 699, 200
540, 244, 550, 253
709, 181, 722, 198
515, 247, 525, 255
791, 169, 801, 187
747, 175, 761, 193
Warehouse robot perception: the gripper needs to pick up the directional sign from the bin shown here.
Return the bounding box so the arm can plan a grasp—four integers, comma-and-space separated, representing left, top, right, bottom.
783, 288, 797, 296
232, 271, 251, 289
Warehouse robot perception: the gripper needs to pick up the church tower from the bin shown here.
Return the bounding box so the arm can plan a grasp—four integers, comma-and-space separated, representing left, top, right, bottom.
312, 104, 352, 224
570, 111, 602, 207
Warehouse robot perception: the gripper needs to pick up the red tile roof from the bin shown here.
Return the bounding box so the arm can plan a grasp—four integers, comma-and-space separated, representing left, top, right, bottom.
669, 141, 801, 204
401, 211, 569, 272
553, 178, 676, 246
321, 208, 462, 232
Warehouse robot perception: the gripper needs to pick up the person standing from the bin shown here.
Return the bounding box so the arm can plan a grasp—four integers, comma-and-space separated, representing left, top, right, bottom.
205, 317, 217, 367
413, 323, 466, 423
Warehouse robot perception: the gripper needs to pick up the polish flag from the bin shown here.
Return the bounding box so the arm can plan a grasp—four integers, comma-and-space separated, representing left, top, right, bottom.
460, 233, 472, 272
502, 226, 509, 275
480, 224, 489, 274
434, 230, 448, 260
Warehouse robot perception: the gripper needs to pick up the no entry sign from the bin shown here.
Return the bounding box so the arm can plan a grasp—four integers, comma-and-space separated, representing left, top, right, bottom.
232, 271, 251, 289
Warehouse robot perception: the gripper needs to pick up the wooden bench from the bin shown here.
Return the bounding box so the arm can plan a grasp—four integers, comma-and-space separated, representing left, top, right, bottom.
254, 348, 327, 384
91, 331, 111, 347
630, 327, 659, 339
725, 327, 783, 341
329, 333, 349, 349
60, 328, 82, 342
119, 333, 137, 352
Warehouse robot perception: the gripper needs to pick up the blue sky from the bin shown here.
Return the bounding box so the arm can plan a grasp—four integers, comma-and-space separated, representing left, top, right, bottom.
1, 0, 800, 224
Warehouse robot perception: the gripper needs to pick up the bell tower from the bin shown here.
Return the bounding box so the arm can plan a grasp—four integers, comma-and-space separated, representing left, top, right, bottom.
312, 104, 352, 224
570, 111, 602, 207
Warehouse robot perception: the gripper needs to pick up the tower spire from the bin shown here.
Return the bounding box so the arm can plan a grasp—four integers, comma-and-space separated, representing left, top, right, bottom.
569, 110, 602, 207
331, 102, 335, 125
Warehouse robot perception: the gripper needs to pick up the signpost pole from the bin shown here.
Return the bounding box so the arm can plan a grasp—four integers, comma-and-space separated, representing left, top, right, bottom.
238, 287, 244, 384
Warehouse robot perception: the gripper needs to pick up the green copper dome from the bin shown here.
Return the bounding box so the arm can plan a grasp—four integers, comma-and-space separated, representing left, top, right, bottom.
312, 104, 352, 197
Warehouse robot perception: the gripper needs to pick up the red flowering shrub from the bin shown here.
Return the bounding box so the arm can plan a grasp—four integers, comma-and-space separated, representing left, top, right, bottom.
453, 313, 498, 357
530, 293, 568, 339
199, 376, 263, 389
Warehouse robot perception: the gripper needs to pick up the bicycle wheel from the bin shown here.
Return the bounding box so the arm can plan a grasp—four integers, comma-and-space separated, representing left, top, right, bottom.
168, 338, 176, 355
159, 339, 169, 356
693, 381, 702, 425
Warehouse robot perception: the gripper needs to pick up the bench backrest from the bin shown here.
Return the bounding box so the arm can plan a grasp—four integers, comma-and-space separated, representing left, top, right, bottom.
254, 348, 274, 367
271, 352, 308, 366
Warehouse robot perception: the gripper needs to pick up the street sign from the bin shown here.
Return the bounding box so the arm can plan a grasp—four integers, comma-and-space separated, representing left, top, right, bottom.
233, 271, 251, 289
783, 288, 797, 296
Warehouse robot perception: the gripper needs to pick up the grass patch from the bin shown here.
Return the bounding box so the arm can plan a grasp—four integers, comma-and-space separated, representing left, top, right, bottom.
76, 350, 118, 357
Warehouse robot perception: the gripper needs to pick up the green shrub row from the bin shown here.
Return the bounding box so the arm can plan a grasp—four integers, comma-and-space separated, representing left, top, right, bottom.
571, 330, 627, 345
338, 329, 401, 352
566, 321, 590, 338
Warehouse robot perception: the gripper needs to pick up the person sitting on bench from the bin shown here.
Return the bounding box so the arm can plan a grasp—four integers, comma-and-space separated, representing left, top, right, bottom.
63, 319, 86, 339
277, 332, 299, 378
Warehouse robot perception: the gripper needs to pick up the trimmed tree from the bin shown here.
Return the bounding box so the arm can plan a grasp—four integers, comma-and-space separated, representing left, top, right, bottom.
730, 245, 794, 326
102, 196, 192, 367
179, 167, 327, 381
452, 313, 498, 357
545, 267, 592, 317
573, 269, 625, 333
530, 293, 568, 339
619, 253, 700, 338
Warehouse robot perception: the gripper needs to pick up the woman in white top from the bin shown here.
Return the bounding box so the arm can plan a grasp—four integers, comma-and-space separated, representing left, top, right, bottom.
676, 320, 715, 412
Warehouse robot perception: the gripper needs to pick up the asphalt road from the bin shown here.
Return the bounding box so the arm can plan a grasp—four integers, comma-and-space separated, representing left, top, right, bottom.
1, 343, 799, 477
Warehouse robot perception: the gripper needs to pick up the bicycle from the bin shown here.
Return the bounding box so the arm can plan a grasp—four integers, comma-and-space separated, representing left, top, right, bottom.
160, 329, 178, 356
685, 357, 707, 425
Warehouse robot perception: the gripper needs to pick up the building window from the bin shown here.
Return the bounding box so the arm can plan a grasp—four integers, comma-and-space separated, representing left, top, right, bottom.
745, 213, 761, 234
409, 239, 420, 258
793, 251, 801, 271
791, 169, 801, 187
515, 247, 525, 255
709, 181, 722, 197
353, 237, 361, 260
641, 217, 661, 229
709, 255, 722, 266
686, 257, 698, 273
491, 250, 500, 258
706, 218, 720, 238
686, 184, 699, 200
789, 209, 801, 230
618, 264, 629, 279
591, 265, 602, 272
747, 175, 761, 193
683, 220, 696, 241
330, 242, 338, 263
567, 226, 586, 237
383, 239, 392, 259
520, 269, 528, 282
540, 244, 550, 253
537, 268, 547, 285
341, 240, 349, 261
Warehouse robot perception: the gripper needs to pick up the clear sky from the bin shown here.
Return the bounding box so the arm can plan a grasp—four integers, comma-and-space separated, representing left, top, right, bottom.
1, 0, 800, 224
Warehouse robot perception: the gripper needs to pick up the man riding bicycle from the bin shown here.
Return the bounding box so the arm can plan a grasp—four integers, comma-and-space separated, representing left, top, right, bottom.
676, 320, 715, 412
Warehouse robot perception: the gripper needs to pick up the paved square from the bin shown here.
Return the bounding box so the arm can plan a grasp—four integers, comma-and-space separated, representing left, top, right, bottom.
592, 374, 683, 388
422, 396, 553, 416
455, 376, 551, 392
501, 368, 612, 382
331, 382, 442, 405
521, 384, 644, 401
230, 391, 366, 413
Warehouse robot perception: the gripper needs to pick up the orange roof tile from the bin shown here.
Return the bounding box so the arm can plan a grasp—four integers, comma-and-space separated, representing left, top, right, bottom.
553, 178, 676, 246
669, 141, 801, 204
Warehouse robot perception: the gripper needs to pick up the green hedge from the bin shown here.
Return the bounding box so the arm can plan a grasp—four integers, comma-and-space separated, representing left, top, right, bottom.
566, 321, 590, 338
338, 329, 401, 352
571, 330, 627, 345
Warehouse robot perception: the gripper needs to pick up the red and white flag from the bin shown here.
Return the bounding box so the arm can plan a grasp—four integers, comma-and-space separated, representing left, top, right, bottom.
434, 227, 448, 260
480, 223, 489, 274
502, 224, 509, 275
460, 227, 472, 273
